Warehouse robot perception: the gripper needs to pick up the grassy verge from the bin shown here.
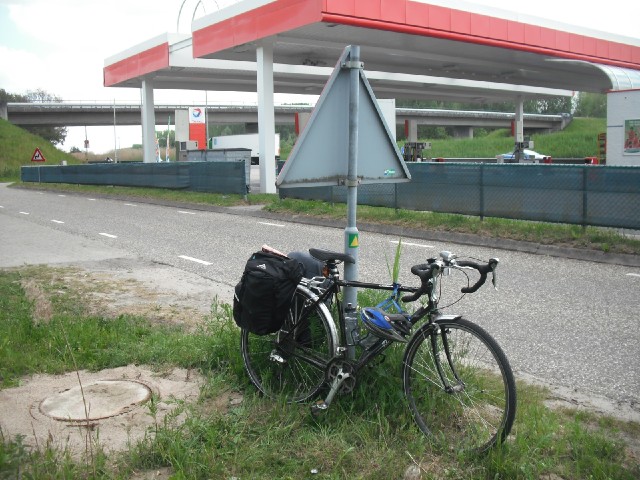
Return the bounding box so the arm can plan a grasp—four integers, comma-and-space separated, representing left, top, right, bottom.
264, 198, 640, 255
10, 182, 640, 255
1, 266, 638, 479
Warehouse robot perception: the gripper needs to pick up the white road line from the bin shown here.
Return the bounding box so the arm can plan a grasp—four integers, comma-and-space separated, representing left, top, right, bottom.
389, 240, 433, 248
58, 194, 66, 197
51, 220, 65, 224
0, 205, 4, 208
258, 221, 285, 227
627, 273, 640, 278
88, 198, 96, 201
99, 232, 118, 239
19, 211, 29, 215
178, 211, 196, 215
124, 203, 137, 207
179, 255, 212, 266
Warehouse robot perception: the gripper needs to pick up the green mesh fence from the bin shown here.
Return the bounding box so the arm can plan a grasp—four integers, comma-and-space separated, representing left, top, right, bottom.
21, 161, 247, 195
279, 163, 640, 230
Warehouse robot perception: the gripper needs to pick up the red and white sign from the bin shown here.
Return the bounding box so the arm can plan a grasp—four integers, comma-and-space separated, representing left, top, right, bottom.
31, 147, 46, 162
188, 107, 206, 150
188, 107, 206, 124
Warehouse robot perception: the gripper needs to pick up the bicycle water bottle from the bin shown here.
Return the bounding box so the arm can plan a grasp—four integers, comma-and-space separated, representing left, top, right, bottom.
344, 303, 359, 359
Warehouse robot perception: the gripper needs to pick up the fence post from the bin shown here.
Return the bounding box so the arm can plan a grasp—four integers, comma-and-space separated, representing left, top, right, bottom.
479, 163, 485, 221
394, 182, 398, 211
582, 166, 588, 230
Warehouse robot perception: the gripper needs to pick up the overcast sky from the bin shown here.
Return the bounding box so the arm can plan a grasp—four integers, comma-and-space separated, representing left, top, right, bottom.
1, 0, 638, 153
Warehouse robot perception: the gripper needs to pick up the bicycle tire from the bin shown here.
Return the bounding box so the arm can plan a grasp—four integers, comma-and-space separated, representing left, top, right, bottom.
402, 317, 516, 454
241, 285, 336, 403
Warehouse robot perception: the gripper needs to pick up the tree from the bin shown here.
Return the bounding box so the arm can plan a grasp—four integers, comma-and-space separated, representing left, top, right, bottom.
0, 88, 68, 145
156, 128, 175, 148
573, 92, 606, 118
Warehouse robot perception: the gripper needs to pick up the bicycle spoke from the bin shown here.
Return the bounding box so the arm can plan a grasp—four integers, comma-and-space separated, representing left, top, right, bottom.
402, 318, 516, 453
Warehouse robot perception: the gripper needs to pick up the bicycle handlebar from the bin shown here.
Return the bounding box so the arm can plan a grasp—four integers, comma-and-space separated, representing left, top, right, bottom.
402, 255, 499, 303
401, 262, 442, 302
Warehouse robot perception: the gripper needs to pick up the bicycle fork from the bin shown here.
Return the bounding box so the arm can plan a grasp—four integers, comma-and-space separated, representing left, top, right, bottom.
430, 320, 466, 394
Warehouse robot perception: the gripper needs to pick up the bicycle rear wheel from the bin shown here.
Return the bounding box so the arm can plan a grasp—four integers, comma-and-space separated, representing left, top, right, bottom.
241, 285, 336, 403
402, 317, 516, 454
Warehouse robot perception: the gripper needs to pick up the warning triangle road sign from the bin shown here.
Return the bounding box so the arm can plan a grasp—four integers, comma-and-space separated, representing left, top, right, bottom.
277, 46, 410, 188
31, 147, 46, 162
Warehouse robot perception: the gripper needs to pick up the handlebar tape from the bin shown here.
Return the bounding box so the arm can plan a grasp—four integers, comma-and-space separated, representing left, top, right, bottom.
401, 263, 440, 302
457, 260, 491, 293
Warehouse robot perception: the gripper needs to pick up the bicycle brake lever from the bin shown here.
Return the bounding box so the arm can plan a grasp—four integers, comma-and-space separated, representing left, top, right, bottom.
489, 258, 499, 290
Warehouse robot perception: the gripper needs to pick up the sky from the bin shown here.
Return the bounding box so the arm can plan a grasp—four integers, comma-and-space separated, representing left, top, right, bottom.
1, 0, 638, 154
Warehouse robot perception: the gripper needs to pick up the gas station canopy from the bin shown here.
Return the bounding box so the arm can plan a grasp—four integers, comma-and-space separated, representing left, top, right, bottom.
190, 0, 640, 93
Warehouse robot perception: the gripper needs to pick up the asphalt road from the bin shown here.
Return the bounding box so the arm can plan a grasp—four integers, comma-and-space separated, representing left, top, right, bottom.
1, 183, 638, 414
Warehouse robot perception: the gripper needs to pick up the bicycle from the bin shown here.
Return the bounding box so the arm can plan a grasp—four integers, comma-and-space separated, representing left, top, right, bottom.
240, 248, 517, 453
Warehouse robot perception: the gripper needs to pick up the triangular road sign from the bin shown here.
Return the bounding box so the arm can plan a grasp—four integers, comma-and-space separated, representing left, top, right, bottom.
277, 47, 410, 188
31, 147, 46, 162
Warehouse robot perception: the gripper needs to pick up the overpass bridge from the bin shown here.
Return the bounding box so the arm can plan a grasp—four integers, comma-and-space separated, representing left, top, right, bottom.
4, 102, 569, 135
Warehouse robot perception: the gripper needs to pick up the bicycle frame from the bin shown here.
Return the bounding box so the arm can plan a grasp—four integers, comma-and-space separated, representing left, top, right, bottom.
296, 263, 471, 396
301, 272, 428, 366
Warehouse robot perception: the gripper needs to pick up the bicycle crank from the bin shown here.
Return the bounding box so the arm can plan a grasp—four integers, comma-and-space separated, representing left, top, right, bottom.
310, 360, 356, 416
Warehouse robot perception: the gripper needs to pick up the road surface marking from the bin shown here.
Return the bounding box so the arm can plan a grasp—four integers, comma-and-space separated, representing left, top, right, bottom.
99, 233, 118, 239
51, 220, 65, 224
259, 221, 285, 227
88, 198, 96, 201
389, 240, 433, 248
19, 211, 29, 215
179, 255, 212, 266
0, 205, 4, 208
124, 203, 137, 207
627, 273, 640, 278
178, 211, 196, 215
58, 194, 66, 197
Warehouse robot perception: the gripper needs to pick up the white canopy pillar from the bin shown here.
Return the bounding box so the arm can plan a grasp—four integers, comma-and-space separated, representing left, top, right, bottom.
141, 78, 156, 164
514, 96, 524, 143
514, 96, 524, 162
406, 119, 418, 142
257, 41, 276, 193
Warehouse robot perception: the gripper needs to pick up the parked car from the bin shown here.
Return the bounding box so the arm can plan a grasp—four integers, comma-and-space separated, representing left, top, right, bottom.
497, 149, 552, 163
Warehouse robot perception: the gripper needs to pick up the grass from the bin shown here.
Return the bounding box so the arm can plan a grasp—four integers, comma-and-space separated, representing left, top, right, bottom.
407, 117, 606, 159
0, 118, 80, 180
0, 265, 638, 479
264, 198, 640, 255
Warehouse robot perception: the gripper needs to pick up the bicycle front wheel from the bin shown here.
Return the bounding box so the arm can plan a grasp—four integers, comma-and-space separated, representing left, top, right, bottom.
241, 285, 336, 403
402, 317, 516, 454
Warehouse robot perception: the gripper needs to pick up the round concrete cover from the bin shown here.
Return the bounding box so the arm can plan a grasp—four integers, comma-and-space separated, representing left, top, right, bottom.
40, 380, 152, 421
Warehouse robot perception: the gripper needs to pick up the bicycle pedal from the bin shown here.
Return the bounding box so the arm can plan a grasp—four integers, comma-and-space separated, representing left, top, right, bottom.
310, 400, 328, 416
268, 350, 286, 364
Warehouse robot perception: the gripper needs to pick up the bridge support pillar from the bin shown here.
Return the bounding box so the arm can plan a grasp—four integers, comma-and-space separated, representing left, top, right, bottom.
257, 42, 276, 193
405, 119, 418, 142
141, 79, 156, 164
452, 126, 474, 138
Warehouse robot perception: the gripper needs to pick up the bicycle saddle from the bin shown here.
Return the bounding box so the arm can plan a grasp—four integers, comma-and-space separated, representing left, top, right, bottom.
309, 248, 355, 264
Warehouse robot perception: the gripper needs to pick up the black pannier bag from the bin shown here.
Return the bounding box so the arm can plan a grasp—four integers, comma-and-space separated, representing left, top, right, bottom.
233, 249, 304, 335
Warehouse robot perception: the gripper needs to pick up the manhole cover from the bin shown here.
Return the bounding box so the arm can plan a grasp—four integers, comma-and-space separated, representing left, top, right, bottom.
40, 380, 152, 421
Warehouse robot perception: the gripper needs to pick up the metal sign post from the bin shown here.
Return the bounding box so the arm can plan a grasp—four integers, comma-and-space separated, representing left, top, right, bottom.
343, 46, 361, 350
276, 45, 411, 358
